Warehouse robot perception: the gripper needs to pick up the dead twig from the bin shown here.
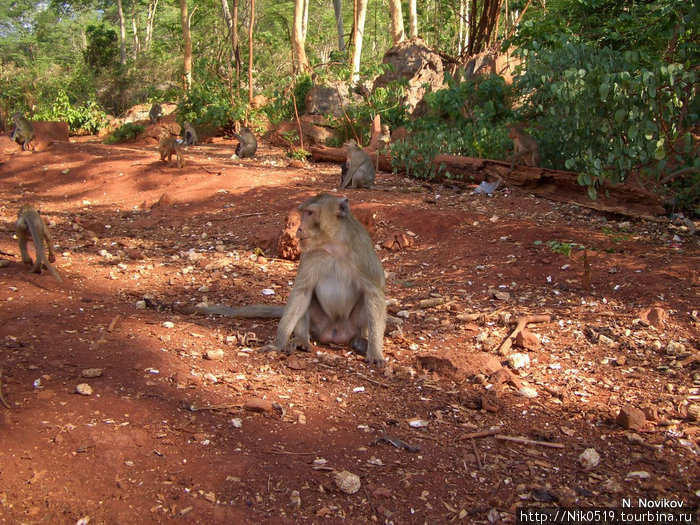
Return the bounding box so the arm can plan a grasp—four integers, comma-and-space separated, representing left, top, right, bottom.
471, 439, 483, 470
455, 428, 500, 441
497, 314, 555, 355
494, 434, 565, 449
356, 372, 391, 388
107, 314, 122, 333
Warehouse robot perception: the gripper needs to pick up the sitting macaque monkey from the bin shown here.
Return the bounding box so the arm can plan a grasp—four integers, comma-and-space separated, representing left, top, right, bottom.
192, 193, 387, 367
11, 113, 35, 151
182, 122, 198, 146
16, 204, 62, 283
506, 124, 541, 169
232, 126, 258, 158
158, 135, 185, 168
340, 139, 375, 189
149, 103, 163, 124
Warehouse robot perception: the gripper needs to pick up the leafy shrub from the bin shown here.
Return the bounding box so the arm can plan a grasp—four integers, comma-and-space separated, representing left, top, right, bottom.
105, 123, 145, 143
176, 82, 246, 137
514, 38, 698, 199
34, 91, 108, 134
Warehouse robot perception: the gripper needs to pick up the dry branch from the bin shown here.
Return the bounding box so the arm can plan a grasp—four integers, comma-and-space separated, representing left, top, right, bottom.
495, 434, 566, 449
497, 314, 554, 355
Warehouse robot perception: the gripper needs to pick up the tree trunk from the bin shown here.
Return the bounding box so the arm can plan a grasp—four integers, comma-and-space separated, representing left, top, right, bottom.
145, 0, 159, 52
130, 0, 141, 59
350, 0, 368, 84
233, 0, 240, 92
301, 0, 309, 40
248, 0, 255, 104
388, 0, 406, 45
333, 0, 345, 52
179, 0, 193, 91
292, 0, 311, 73
408, 0, 418, 38
116, 0, 127, 65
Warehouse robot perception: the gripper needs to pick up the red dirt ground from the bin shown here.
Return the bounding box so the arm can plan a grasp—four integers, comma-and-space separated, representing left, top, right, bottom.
0, 136, 698, 524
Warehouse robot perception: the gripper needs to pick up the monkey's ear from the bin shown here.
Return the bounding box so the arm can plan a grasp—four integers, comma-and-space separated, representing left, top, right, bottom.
337, 198, 350, 218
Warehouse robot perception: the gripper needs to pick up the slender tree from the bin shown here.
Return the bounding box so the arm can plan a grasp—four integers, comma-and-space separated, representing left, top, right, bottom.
144, 0, 159, 52
115, 0, 127, 65
350, 0, 368, 84
248, 0, 255, 103
130, 0, 141, 58
408, 0, 418, 38
179, 0, 192, 91
388, 0, 405, 45
292, 0, 311, 72
332, 0, 345, 52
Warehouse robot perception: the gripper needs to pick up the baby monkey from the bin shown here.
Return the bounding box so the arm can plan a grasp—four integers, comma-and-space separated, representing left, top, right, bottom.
11, 113, 35, 151
158, 135, 185, 168
16, 204, 62, 283
149, 103, 163, 124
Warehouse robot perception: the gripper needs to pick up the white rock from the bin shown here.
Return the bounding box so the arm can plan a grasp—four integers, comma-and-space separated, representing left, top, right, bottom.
508, 353, 530, 370
334, 470, 361, 494
76, 383, 93, 396
579, 448, 600, 469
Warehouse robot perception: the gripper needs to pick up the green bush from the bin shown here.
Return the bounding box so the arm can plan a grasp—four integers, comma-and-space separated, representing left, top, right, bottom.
34, 91, 108, 134
514, 38, 698, 199
105, 123, 145, 143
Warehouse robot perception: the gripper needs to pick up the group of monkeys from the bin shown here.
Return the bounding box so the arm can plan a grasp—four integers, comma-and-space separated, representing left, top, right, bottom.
6, 108, 540, 369
150, 103, 258, 169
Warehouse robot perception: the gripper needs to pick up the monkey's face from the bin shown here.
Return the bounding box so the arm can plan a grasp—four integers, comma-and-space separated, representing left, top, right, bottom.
296, 205, 319, 248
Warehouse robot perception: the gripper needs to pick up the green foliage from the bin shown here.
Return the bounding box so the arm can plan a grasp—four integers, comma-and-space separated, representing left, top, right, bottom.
263, 74, 314, 125
105, 123, 145, 144
33, 91, 108, 134
514, 38, 698, 200
389, 74, 514, 180
84, 23, 119, 72
177, 82, 246, 137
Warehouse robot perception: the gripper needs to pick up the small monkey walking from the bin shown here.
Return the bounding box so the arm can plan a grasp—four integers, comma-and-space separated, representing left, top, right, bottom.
158, 135, 185, 168
16, 204, 62, 283
506, 125, 541, 170
193, 193, 387, 367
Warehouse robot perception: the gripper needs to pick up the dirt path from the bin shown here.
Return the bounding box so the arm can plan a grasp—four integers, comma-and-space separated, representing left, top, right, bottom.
0, 138, 698, 524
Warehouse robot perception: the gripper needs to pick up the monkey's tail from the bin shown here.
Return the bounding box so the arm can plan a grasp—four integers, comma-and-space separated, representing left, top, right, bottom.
190, 303, 285, 318
26, 220, 63, 284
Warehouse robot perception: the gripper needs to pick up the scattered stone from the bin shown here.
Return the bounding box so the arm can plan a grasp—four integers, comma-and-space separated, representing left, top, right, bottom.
230, 418, 243, 428
597, 334, 615, 346
289, 490, 301, 508
204, 349, 225, 361
334, 470, 361, 494
616, 405, 646, 430
81, 368, 104, 378
417, 351, 501, 381
244, 398, 273, 412
286, 354, 307, 370
75, 383, 93, 396
579, 448, 600, 469
0, 260, 9, 268
202, 373, 218, 383
518, 386, 538, 399
163, 321, 175, 329
127, 249, 144, 260
626, 471, 650, 480
640, 404, 659, 421
515, 329, 541, 351
639, 307, 668, 330
382, 231, 414, 251
508, 353, 530, 370
686, 404, 700, 422
418, 297, 446, 309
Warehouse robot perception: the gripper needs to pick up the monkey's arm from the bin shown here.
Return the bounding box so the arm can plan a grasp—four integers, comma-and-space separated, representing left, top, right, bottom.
340, 165, 356, 189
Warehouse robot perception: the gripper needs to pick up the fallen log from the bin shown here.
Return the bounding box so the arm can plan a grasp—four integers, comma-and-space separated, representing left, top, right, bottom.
310, 145, 665, 219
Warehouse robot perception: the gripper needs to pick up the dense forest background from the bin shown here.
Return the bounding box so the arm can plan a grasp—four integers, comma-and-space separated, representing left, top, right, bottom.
0, 0, 698, 211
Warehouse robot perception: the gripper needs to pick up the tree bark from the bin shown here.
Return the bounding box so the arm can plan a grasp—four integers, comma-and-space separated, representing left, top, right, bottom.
333, 0, 345, 52
116, 0, 127, 65
233, 0, 240, 92
350, 0, 368, 84
145, 0, 158, 51
292, 0, 311, 73
179, 0, 193, 91
248, 0, 255, 104
130, 0, 141, 59
388, 0, 406, 45
408, 0, 418, 38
